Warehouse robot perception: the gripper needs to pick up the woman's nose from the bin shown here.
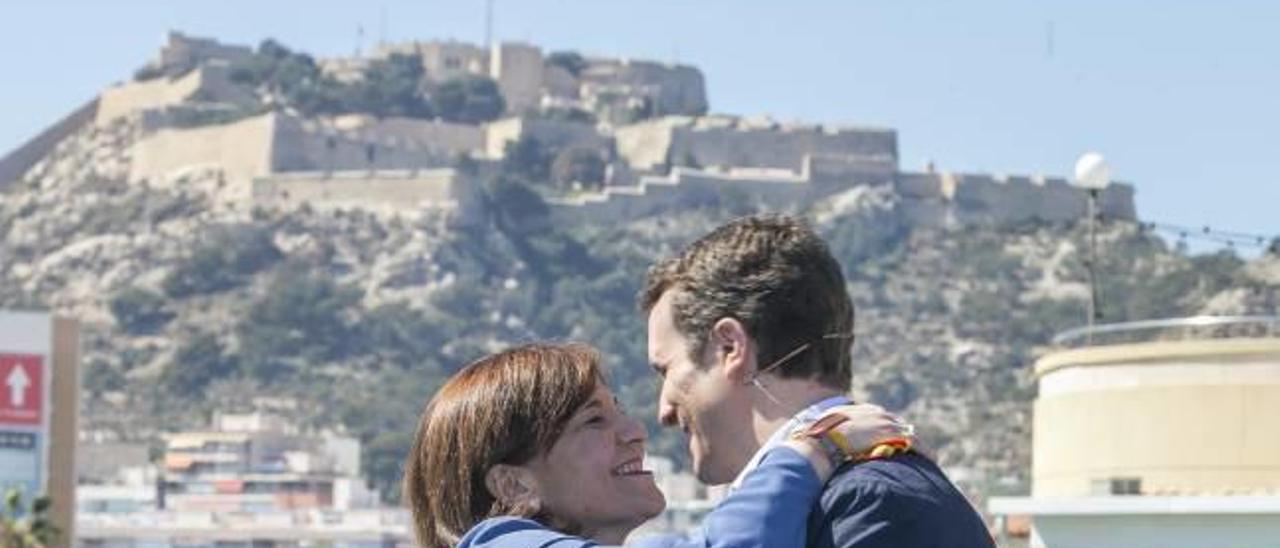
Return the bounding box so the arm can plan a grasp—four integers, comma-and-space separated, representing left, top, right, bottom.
619, 413, 648, 444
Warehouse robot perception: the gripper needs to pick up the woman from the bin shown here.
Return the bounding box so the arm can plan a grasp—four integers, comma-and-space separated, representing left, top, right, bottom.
403, 343, 910, 547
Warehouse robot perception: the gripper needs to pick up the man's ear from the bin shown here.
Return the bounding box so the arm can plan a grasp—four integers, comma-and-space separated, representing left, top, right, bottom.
710, 317, 752, 383
485, 464, 539, 508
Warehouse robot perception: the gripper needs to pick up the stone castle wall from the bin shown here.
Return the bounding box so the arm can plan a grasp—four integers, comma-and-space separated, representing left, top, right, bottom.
614, 116, 897, 172
127, 112, 470, 203
129, 112, 277, 201
97, 62, 256, 125
549, 157, 1137, 228
252, 169, 467, 217
270, 116, 455, 173
895, 171, 1136, 228
154, 31, 252, 72
485, 117, 612, 158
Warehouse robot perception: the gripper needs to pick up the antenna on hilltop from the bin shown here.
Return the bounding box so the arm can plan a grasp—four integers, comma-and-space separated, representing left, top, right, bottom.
485, 0, 495, 49
355, 24, 365, 57
379, 5, 388, 47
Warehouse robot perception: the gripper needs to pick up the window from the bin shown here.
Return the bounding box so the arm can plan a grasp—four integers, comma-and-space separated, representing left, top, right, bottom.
1091, 477, 1142, 496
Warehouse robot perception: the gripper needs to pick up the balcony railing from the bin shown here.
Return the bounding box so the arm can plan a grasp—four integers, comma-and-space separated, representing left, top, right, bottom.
1052, 315, 1280, 348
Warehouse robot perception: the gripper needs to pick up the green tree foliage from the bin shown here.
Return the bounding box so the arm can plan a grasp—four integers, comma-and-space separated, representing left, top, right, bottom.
550, 147, 607, 189
342, 54, 433, 119
163, 225, 282, 297
236, 269, 362, 381
482, 175, 551, 236
1, 489, 59, 548
433, 76, 505, 124
546, 51, 588, 77
109, 287, 175, 334
501, 136, 551, 182
161, 333, 239, 397
83, 359, 126, 397
539, 106, 597, 124
362, 303, 447, 371
230, 40, 433, 120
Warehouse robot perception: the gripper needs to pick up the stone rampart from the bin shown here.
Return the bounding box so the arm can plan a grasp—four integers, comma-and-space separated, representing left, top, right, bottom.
97, 62, 255, 125
360, 118, 484, 156
0, 98, 98, 187
485, 117, 611, 158
549, 158, 847, 224
894, 171, 1137, 228
272, 116, 455, 173
129, 112, 277, 201
154, 31, 252, 72
614, 116, 897, 172
252, 169, 469, 218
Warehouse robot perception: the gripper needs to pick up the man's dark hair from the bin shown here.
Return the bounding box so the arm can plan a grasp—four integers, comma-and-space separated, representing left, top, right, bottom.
640, 214, 854, 391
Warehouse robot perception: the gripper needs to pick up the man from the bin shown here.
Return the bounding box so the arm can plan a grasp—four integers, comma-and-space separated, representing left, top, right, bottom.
641, 215, 993, 547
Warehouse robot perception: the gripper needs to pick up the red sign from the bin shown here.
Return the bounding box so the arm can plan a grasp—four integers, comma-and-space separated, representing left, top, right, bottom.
0, 353, 43, 426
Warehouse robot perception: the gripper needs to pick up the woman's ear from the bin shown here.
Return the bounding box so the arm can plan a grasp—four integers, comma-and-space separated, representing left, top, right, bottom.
485, 464, 540, 511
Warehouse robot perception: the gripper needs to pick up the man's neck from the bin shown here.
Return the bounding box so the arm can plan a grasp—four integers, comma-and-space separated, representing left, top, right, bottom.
748, 377, 844, 448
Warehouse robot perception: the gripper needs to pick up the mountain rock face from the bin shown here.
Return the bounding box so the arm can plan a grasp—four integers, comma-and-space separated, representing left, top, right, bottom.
4, 87, 1277, 506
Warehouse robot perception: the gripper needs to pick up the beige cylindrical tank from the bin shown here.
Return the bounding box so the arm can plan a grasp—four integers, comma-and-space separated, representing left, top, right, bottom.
1032, 337, 1280, 497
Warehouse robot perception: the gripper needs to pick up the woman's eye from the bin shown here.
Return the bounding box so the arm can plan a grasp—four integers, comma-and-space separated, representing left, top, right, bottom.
585, 415, 606, 426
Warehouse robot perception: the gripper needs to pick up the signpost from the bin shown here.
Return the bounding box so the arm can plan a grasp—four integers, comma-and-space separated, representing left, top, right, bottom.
0, 311, 78, 547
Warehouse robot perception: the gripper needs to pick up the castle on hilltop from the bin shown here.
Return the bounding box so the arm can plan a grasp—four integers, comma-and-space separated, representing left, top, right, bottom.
0, 31, 1135, 228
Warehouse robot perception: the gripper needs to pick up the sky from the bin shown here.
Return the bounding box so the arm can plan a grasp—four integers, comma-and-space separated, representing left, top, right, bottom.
2, 0, 1277, 247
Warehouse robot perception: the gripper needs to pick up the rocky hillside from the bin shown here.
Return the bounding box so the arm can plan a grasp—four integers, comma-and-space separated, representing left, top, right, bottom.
3, 117, 1277, 501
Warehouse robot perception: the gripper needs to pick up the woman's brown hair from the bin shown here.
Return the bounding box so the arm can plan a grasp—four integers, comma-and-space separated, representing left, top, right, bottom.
403, 343, 603, 548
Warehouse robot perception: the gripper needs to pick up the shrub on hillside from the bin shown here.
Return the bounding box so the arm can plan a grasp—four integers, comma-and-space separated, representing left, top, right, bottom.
160, 334, 238, 397
551, 147, 607, 189
434, 76, 505, 124
501, 136, 551, 182
163, 226, 283, 297
236, 269, 362, 381
109, 287, 175, 334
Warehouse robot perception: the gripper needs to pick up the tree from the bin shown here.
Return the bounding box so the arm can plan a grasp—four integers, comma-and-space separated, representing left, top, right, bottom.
546, 51, 588, 77
163, 225, 282, 298
160, 333, 238, 397
434, 76, 506, 124
1, 489, 58, 548
109, 287, 175, 334
501, 136, 551, 182
551, 147, 607, 190
237, 269, 362, 381
482, 175, 551, 236
345, 53, 433, 119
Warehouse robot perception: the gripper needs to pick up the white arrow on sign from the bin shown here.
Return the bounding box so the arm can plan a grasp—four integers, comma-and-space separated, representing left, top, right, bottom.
6, 364, 30, 407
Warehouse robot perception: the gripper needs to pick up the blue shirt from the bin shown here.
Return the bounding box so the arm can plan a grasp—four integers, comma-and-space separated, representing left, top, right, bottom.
457, 446, 822, 548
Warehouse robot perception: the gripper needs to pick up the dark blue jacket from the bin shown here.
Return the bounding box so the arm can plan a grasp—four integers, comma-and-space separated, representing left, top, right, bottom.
806, 453, 995, 548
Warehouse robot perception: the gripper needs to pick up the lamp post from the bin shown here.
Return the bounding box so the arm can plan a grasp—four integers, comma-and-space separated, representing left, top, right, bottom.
1074, 152, 1112, 338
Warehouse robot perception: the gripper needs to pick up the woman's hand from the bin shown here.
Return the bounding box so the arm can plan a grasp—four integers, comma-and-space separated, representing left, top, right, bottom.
783, 403, 916, 481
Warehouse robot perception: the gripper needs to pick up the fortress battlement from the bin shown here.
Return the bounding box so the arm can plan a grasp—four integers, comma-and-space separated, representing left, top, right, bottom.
1, 31, 1140, 233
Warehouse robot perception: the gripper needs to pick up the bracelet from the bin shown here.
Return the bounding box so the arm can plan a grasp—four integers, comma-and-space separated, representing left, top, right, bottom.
791, 416, 914, 467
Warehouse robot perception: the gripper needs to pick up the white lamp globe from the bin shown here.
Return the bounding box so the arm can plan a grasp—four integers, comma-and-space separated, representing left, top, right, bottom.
1074, 152, 1112, 190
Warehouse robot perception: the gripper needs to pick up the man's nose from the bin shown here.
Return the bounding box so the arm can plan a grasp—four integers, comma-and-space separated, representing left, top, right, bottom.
658, 393, 678, 427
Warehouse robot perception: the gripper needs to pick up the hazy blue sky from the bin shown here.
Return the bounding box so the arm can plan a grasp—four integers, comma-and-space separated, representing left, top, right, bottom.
2, 0, 1277, 245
